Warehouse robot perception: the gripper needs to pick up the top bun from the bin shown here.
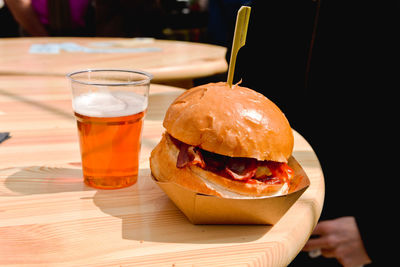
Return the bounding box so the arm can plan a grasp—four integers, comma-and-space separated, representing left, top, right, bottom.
163, 82, 294, 162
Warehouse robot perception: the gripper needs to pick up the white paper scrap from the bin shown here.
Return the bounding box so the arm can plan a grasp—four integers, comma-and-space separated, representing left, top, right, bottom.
29, 42, 161, 54
29, 44, 60, 54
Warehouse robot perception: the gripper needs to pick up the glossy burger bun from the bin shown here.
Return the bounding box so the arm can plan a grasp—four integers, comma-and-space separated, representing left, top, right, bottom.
150, 133, 289, 198
163, 82, 293, 163
150, 82, 294, 198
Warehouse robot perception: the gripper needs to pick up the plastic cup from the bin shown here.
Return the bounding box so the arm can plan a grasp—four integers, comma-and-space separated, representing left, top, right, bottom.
67, 69, 152, 189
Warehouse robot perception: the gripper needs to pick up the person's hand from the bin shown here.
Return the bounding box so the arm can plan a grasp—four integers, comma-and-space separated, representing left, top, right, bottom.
302, 216, 371, 267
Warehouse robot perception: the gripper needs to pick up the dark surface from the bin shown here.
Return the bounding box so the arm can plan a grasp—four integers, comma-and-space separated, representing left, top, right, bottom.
232, 0, 397, 266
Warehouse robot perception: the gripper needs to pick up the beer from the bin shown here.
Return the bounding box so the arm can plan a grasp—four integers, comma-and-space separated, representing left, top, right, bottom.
73, 91, 147, 189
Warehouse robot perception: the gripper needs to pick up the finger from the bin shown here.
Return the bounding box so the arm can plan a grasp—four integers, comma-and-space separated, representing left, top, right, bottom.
303, 234, 338, 251
302, 237, 327, 251
321, 248, 336, 258
312, 220, 333, 236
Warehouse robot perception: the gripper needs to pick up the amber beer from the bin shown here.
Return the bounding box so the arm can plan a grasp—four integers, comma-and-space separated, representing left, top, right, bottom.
73, 91, 147, 189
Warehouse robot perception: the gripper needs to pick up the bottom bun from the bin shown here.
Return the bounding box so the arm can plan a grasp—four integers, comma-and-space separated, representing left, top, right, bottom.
150, 133, 289, 198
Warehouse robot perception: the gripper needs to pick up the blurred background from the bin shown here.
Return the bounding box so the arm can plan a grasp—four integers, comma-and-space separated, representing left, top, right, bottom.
1, 0, 215, 41
0, 0, 317, 46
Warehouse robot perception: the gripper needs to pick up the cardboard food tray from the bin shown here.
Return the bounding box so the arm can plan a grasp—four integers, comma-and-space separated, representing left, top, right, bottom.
152, 156, 310, 225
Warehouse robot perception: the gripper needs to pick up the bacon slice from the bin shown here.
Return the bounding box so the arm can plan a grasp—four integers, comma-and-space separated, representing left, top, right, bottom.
176, 142, 205, 168
176, 143, 191, 168
171, 133, 293, 185
188, 146, 206, 168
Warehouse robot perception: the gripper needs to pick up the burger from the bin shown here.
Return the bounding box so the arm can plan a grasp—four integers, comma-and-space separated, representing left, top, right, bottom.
150, 82, 294, 198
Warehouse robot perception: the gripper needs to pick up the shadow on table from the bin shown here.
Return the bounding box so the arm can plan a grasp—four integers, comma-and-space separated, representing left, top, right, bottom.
93, 169, 271, 244
0, 87, 74, 121
2, 165, 271, 244
1, 164, 93, 195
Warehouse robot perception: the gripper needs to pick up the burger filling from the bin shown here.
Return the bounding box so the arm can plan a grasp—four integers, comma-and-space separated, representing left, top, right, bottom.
169, 134, 293, 185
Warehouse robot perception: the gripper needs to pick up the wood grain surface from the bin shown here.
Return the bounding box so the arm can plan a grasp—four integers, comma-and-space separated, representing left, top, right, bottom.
0, 75, 324, 266
0, 37, 228, 82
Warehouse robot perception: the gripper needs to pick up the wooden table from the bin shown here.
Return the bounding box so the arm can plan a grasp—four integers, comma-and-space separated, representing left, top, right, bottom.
0, 75, 324, 266
0, 37, 228, 85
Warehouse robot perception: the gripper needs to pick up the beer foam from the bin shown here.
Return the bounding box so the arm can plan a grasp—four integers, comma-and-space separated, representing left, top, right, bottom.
73, 91, 147, 117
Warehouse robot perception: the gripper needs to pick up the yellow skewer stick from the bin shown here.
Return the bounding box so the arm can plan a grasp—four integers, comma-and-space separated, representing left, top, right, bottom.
226, 6, 251, 87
